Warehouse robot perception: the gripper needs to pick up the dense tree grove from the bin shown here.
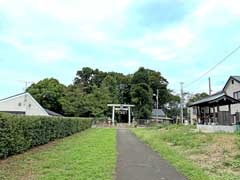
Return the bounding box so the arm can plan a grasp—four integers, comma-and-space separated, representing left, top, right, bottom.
27, 67, 178, 119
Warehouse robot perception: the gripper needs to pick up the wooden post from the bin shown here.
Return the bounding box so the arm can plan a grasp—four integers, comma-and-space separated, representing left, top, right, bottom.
213, 106, 216, 123
217, 105, 220, 124
200, 107, 203, 124
229, 104, 232, 125
197, 106, 200, 124
209, 106, 211, 124
203, 107, 207, 124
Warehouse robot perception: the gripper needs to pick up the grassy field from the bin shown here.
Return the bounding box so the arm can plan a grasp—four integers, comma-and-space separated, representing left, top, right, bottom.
132, 125, 240, 180
0, 128, 116, 180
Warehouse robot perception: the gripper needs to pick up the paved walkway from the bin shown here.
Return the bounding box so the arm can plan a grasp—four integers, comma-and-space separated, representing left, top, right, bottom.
116, 129, 187, 180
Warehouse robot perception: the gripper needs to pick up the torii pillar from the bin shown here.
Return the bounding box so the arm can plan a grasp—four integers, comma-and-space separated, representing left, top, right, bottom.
128, 106, 131, 125
112, 106, 115, 125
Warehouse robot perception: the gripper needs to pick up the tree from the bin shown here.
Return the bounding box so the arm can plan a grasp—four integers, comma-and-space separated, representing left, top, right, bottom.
102, 75, 119, 104
148, 69, 169, 106
131, 83, 153, 119
59, 85, 89, 117
27, 78, 66, 113
74, 67, 107, 93
188, 92, 209, 104
165, 94, 181, 118
28, 67, 174, 119
131, 67, 150, 85
86, 85, 111, 117
74, 67, 94, 87
131, 67, 171, 107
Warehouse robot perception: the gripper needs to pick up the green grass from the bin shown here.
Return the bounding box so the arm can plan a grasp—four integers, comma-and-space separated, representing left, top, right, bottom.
0, 128, 117, 180
131, 125, 240, 180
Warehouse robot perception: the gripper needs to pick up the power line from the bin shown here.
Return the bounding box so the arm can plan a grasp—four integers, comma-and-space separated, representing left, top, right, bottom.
185, 44, 240, 88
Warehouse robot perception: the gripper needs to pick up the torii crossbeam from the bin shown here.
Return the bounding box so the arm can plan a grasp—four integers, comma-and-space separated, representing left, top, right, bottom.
107, 104, 135, 125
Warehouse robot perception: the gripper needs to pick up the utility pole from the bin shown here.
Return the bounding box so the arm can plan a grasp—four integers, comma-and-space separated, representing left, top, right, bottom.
156, 89, 159, 120
208, 77, 212, 95
180, 82, 184, 124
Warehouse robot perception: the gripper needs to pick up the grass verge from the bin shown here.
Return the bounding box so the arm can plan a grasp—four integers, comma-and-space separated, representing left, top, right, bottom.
0, 128, 116, 180
131, 125, 240, 180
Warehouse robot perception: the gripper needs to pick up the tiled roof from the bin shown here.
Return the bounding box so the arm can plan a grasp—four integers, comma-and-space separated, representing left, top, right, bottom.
152, 109, 165, 117
189, 92, 224, 106
232, 76, 240, 82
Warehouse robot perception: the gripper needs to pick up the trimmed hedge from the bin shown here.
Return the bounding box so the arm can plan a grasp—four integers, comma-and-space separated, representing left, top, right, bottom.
0, 113, 92, 159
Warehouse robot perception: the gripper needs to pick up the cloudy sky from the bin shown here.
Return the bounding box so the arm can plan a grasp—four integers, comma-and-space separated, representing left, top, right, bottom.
0, 0, 240, 98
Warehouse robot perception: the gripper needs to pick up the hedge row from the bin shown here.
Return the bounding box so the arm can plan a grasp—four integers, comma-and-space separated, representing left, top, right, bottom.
0, 113, 92, 159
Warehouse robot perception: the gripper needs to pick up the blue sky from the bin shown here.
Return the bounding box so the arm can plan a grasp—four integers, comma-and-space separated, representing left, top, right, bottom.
0, 0, 240, 99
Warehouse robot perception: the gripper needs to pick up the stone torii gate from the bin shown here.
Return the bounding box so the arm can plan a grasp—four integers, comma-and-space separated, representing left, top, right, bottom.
107, 104, 135, 125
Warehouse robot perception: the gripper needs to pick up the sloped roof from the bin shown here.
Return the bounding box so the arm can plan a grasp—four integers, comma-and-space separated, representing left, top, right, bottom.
0, 92, 26, 102
189, 92, 240, 107
152, 109, 165, 117
232, 76, 240, 82
223, 76, 240, 91
45, 109, 63, 116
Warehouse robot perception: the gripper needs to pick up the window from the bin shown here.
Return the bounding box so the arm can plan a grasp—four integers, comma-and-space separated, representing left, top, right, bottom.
232, 80, 235, 84
18, 102, 22, 107
234, 91, 240, 100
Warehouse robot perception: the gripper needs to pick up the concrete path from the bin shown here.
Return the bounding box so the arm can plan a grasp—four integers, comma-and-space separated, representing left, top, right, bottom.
116, 129, 187, 180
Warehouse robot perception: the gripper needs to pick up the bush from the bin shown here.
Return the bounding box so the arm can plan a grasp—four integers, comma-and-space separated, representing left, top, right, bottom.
0, 113, 92, 159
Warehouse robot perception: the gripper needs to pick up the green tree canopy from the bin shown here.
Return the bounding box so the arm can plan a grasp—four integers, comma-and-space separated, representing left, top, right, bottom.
59, 85, 89, 117
85, 85, 111, 117
188, 92, 209, 104
27, 67, 176, 119
27, 78, 66, 113
131, 83, 153, 119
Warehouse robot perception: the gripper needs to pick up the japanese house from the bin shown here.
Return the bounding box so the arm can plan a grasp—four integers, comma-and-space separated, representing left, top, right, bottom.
189, 76, 240, 132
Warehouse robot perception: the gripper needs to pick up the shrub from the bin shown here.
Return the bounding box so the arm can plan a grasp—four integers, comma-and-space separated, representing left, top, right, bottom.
0, 113, 92, 159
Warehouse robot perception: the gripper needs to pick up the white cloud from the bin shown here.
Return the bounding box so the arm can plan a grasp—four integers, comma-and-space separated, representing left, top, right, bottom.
132, 0, 240, 66
0, 35, 70, 63
0, 36, 27, 51
140, 47, 177, 61
127, 24, 195, 61
35, 47, 69, 63
192, 0, 240, 26
0, 0, 131, 23
159, 26, 194, 48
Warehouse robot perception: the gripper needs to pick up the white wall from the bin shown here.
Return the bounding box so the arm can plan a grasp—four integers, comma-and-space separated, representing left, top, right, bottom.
197, 124, 237, 133
224, 78, 240, 114
0, 93, 49, 116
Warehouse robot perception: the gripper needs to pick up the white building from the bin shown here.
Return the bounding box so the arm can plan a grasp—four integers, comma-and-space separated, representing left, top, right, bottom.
0, 92, 61, 116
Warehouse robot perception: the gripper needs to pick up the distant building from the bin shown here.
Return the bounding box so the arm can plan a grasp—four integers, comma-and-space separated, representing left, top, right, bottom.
152, 109, 166, 119
151, 108, 172, 123
0, 92, 62, 116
